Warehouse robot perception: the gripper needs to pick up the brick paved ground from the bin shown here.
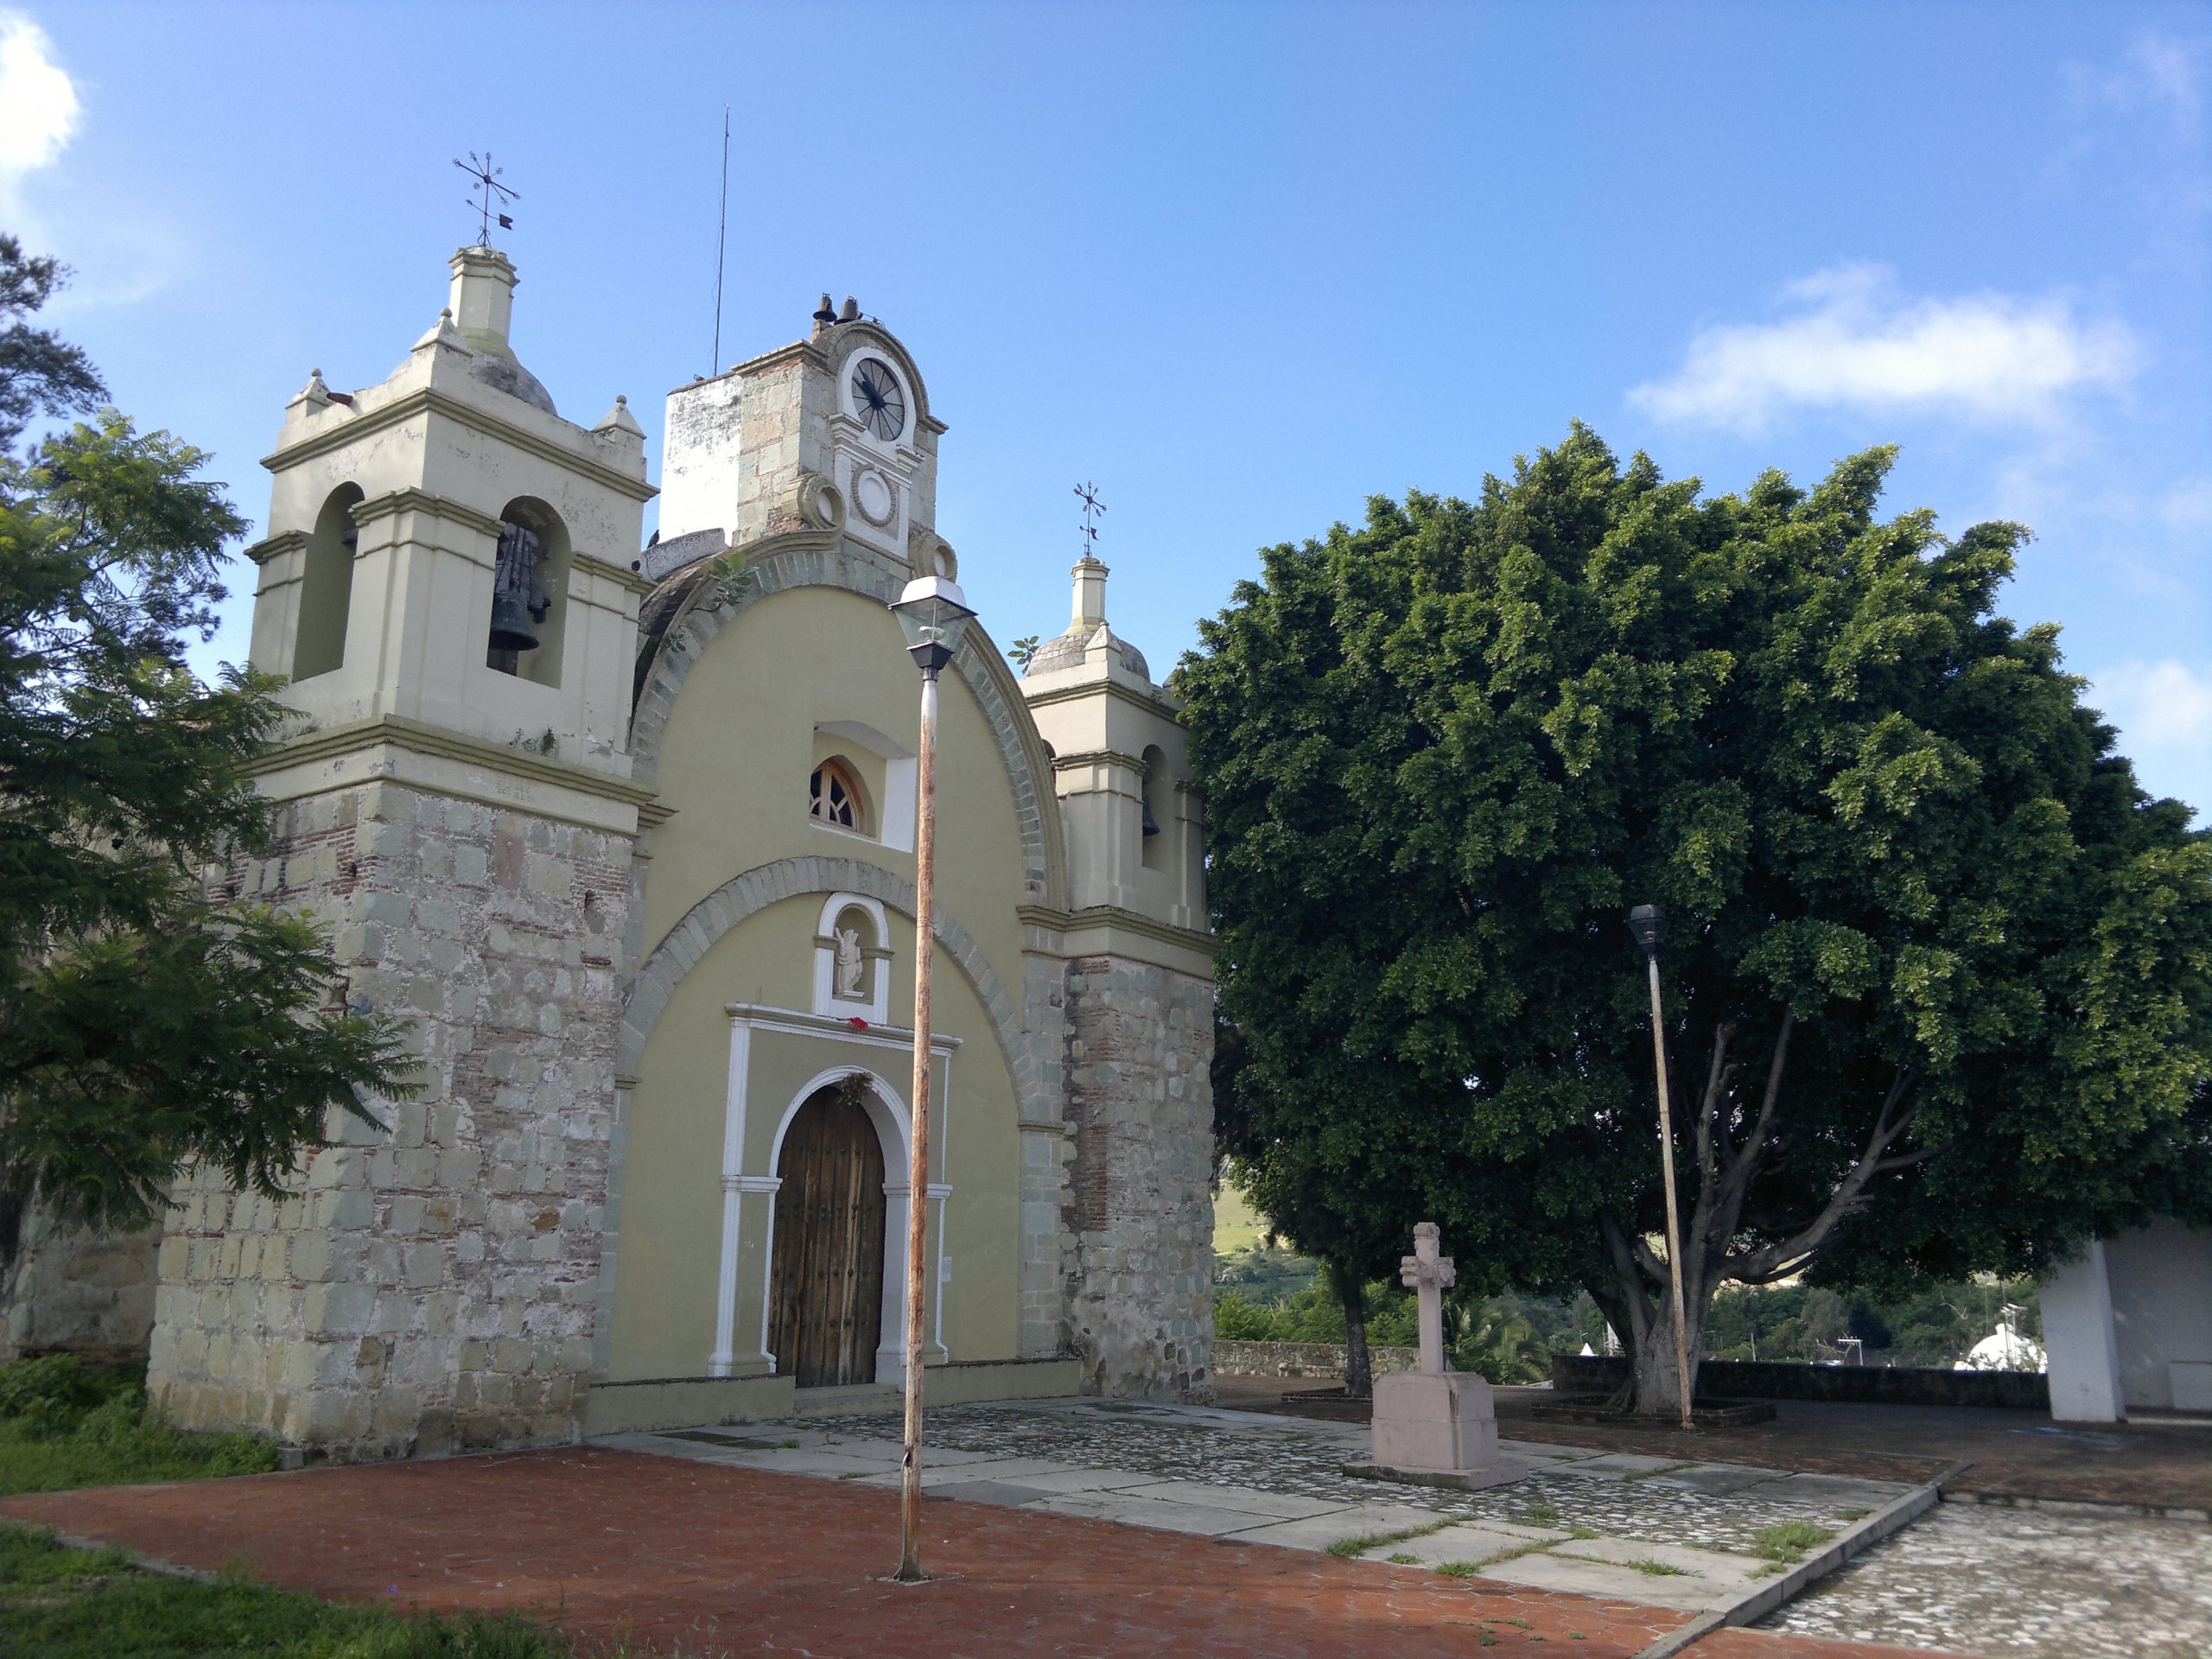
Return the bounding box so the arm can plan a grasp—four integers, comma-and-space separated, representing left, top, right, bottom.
1216, 1376, 2212, 1510
0, 1447, 1695, 1657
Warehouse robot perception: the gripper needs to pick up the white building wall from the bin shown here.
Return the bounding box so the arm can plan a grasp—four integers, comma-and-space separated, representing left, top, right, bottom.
2104, 1217, 2212, 1413
2042, 1239, 2125, 1423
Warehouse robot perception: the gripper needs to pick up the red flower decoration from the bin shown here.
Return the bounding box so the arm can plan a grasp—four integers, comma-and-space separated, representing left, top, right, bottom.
847, 1016, 869, 1031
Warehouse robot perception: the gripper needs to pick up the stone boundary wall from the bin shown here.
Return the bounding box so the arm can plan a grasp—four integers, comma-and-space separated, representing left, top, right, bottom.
1213, 1339, 1421, 1378
1552, 1353, 2051, 1409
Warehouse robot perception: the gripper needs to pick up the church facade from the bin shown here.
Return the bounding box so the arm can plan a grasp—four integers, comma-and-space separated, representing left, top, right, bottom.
137, 246, 1217, 1459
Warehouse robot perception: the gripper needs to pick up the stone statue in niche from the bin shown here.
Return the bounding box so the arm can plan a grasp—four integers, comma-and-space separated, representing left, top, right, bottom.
834, 925, 865, 997
487, 519, 552, 674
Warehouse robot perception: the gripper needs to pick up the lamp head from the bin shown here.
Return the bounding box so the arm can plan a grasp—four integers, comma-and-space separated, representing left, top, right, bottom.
1627, 903, 1667, 955
891, 575, 976, 677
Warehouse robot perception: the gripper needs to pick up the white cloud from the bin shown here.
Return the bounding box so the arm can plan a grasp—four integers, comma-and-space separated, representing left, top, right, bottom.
0, 13, 78, 201
2089, 659, 2212, 818
1628, 264, 2139, 433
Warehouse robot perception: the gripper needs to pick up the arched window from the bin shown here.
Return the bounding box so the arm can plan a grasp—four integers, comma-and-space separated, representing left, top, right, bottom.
810, 757, 868, 833
293, 484, 363, 680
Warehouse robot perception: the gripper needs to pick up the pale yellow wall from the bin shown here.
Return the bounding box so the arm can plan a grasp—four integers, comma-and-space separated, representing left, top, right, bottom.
610, 581, 1033, 1382
639, 583, 1027, 988
607, 897, 1021, 1382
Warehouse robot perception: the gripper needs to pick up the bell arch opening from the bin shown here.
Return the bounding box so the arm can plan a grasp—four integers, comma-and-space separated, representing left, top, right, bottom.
487, 496, 572, 687
293, 483, 363, 681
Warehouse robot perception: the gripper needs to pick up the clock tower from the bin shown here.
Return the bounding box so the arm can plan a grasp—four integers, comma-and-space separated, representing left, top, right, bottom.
655, 296, 953, 578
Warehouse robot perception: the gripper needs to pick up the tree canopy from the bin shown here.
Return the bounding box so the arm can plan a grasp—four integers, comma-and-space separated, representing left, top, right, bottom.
1177, 425, 2212, 1412
0, 237, 409, 1234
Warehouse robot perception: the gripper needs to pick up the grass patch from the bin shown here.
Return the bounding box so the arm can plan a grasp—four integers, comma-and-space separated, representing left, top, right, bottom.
1325, 1517, 1454, 1559
778, 1439, 800, 1450
0, 1523, 576, 1658
1386, 1552, 1420, 1565
1838, 1508, 1872, 1522
1566, 1525, 1599, 1541
1434, 1560, 1483, 1579
1476, 1630, 1497, 1647
1624, 1557, 1694, 1578
1523, 1501, 1560, 1524
1751, 1521, 1834, 1562
0, 1357, 279, 1498
836, 1471, 870, 1480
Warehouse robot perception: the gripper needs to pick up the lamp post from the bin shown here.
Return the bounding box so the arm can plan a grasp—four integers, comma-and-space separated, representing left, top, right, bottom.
1627, 904, 1694, 1433
888, 573, 976, 1583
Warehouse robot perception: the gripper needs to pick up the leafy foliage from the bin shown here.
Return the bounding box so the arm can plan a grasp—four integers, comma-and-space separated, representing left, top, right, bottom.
0, 238, 105, 454
0, 240, 411, 1232
0, 1356, 277, 1495
1179, 425, 2212, 1411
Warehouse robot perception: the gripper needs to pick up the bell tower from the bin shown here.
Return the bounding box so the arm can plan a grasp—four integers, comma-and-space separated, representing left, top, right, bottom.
147, 246, 659, 1459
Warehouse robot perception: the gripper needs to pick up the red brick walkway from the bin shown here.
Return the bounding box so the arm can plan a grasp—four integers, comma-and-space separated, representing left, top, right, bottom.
0, 1446, 1978, 1657
1, 1446, 1690, 1657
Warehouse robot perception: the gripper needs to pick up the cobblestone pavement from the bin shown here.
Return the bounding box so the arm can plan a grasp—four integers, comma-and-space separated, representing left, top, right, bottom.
1764, 1499, 2212, 1658
819, 1400, 1901, 1554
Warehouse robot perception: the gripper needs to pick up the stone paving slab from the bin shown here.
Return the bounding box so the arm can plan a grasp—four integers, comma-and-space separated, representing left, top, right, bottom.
1554, 1533, 1771, 1592
1481, 1546, 1726, 1614
1653, 1463, 1795, 1497
1357, 1520, 1569, 1567
1030, 1489, 1288, 1535
1113, 1478, 1351, 1519
0, 1447, 1698, 1658
1212, 1499, 1459, 1553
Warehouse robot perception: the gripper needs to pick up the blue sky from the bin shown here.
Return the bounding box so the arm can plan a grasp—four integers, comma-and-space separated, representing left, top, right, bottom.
6, 2, 2209, 816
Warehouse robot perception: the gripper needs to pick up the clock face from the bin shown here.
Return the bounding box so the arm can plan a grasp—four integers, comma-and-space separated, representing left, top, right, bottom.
851, 359, 906, 442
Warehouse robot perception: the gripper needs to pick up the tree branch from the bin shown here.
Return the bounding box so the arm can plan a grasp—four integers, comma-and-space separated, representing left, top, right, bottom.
1724, 1064, 1918, 1283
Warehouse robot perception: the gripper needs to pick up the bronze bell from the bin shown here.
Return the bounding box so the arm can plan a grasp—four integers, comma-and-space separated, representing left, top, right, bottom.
489, 589, 540, 653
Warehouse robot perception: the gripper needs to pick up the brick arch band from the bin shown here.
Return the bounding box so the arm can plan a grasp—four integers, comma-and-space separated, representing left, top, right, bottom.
626, 531, 1067, 910
615, 854, 1040, 1116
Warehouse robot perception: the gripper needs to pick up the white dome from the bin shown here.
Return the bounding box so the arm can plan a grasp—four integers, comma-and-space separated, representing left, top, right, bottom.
1954, 1321, 2046, 1372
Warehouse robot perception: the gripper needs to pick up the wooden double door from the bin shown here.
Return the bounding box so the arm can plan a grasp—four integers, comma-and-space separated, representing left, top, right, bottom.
767, 1084, 887, 1388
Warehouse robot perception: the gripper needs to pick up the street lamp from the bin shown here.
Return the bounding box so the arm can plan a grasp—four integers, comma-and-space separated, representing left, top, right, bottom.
1628, 903, 1694, 1433
888, 573, 975, 1583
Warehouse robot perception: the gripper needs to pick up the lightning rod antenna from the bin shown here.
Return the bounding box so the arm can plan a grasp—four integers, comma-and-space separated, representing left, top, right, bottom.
711, 105, 730, 374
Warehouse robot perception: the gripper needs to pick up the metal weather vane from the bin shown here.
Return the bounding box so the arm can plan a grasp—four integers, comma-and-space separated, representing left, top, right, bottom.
454, 151, 519, 245
1074, 480, 1107, 562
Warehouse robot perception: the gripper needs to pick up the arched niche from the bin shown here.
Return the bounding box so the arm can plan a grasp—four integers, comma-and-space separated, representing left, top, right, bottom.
813, 891, 891, 1025
293, 483, 363, 680
487, 495, 573, 688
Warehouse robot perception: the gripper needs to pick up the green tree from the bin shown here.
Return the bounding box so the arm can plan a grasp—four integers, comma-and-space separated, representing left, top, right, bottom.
0, 238, 410, 1235
1177, 426, 2212, 1415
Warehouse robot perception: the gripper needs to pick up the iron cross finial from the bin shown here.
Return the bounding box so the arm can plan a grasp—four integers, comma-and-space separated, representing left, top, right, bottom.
454, 151, 520, 246
1074, 480, 1107, 562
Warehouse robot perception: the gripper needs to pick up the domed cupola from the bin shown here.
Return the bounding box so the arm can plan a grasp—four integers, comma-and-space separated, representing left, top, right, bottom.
1022, 555, 1148, 680
447, 245, 557, 416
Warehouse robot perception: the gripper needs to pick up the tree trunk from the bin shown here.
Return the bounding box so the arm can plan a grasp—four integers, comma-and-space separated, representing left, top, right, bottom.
1338, 1268, 1373, 1399
1629, 1289, 1707, 1419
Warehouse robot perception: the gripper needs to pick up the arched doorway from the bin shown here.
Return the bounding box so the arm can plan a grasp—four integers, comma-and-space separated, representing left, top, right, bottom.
768, 1080, 887, 1387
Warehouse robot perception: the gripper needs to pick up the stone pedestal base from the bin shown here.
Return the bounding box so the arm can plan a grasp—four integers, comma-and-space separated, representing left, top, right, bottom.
1369, 1369, 1512, 1478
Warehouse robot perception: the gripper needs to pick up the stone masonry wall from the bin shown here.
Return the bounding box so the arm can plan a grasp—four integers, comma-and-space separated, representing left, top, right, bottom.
148, 779, 631, 1459
1061, 955, 1215, 1401
0, 1209, 160, 1365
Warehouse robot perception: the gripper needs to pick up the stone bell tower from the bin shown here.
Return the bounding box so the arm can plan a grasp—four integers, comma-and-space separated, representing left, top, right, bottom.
1020, 556, 1217, 1400
146, 246, 658, 1459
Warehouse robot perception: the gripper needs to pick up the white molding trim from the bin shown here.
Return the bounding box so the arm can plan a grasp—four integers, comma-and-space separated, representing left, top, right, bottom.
709, 1003, 958, 1384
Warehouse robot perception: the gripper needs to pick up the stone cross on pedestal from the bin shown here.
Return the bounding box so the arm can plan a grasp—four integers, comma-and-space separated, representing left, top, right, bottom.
1401, 1222, 1455, 1374
1361, 1220, 1522, 1491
